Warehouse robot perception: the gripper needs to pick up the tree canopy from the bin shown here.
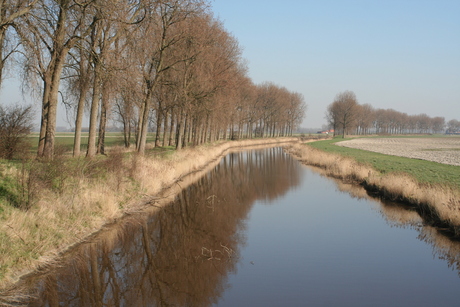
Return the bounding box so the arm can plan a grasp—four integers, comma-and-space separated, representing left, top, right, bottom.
1, 0, 307, 159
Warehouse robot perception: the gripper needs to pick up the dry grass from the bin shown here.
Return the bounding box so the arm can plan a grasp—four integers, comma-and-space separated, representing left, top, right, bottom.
286, 143, 460, 230
287, 142, 373, 182
0, 138, 299, 291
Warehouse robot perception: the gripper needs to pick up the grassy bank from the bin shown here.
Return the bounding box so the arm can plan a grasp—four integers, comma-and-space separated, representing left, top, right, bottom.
308, 138, 460, 187
286, 141, 460, 235
0, 138, 299, 290
25, 132, 158, 153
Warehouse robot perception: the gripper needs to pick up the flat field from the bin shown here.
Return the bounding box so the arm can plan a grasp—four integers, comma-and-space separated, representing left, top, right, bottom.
336, 137, 460, 166
307, 136, 460, 187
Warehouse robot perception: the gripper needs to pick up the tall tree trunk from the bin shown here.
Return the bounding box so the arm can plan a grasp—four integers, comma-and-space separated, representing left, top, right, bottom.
86, 63, 102, 158
204, 114, 210, 143
42, 54, 66, 158
0, 29, 5, 88
168, 110, 175, 146
207, 116, 212, 142
97, 94, 108, 155
176, 111, 186, 150
259, 119, 264, 138
162, 110, 169, 147
154, 102, 163, 147
135, 100, 145, 150
38, 1, 72, 159
191, 117, 198, 146
121, 107, 132, 148
182, 113, 189, 148
73, 48, 91, 156
37, 76, 51, 156
73, 78, 90, 156
73, 91, 87, 156
138, 88, 153, 153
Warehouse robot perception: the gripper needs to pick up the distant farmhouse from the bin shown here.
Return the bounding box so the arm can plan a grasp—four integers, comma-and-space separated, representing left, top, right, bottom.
317, 129, 335, 135
446, 129, 460, 135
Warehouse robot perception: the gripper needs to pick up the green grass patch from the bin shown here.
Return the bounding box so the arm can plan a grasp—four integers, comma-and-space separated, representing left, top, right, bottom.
307, 138, 460, 188
0, 162, 23, 209
26, 132, 159, 154
146, 145, 176, 157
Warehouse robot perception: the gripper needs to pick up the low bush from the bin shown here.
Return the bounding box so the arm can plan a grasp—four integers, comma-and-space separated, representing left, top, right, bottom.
0, 105, 33, 160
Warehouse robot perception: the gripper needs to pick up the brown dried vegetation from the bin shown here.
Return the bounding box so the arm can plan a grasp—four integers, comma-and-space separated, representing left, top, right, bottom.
286, 143, 460, 234
0, 138, 298, 293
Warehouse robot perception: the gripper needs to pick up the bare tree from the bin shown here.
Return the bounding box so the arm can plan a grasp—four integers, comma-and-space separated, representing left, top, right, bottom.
170, 14, 243, 147
447, 119, 460, 134
0, 0, 39, 88
354, 103, 374, 135
113, 71, 142, 148
134, 0, 208, 154
431, 117, 445, 134
70, 41, 92, 156
286, 91, 306, 136
83, 0, 143, 157
17, 0, 97, 158
326, 91, 359, 138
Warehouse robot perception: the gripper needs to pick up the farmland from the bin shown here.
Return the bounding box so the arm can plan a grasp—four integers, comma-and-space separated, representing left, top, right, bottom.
336, 137, 460, 166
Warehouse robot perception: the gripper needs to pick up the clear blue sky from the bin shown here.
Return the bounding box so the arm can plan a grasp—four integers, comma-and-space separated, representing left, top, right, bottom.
1, 0, 459, 129
211, 0, 460, 128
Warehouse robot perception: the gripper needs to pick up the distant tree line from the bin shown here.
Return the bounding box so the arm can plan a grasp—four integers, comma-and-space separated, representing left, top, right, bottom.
0, 0, 306, 159
326, 91, 458, 137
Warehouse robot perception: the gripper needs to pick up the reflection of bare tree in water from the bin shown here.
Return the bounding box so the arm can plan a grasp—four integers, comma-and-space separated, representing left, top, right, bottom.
13, 148, 300, 306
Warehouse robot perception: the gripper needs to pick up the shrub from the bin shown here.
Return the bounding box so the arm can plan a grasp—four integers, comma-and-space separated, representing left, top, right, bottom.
0, 105, 33, 160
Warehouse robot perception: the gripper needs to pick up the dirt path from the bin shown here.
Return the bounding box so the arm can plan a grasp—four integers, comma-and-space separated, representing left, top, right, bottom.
336, 137, 460, 166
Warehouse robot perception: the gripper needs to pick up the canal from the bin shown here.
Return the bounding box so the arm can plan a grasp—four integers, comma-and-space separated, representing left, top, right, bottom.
15, 147, 460, 306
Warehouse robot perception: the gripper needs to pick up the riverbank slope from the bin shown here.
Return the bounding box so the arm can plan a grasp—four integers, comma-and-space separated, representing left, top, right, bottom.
0, 138, 299, 293
286, 142, 460, 236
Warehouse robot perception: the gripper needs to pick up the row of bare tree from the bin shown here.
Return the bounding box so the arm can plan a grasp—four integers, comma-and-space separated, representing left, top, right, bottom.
1, 0, 306, 159
326, 91, 456, 137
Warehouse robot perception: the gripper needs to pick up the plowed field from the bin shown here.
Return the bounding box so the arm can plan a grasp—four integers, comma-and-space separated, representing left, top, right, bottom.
336, 137, 460, 166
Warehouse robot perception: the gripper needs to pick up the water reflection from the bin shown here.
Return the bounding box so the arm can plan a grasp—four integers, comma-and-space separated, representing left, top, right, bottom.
6, 147, 460, 306
307, 163, 460, 279
18, 148, 300, 306
381, 201, 460, 277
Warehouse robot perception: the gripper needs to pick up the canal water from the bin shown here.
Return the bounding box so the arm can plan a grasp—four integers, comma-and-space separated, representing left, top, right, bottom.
14, 148, 460, 306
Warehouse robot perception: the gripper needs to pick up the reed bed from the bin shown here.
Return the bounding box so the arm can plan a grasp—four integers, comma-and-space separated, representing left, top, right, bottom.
0, 138, 298, 291
286, 143, 460, 232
